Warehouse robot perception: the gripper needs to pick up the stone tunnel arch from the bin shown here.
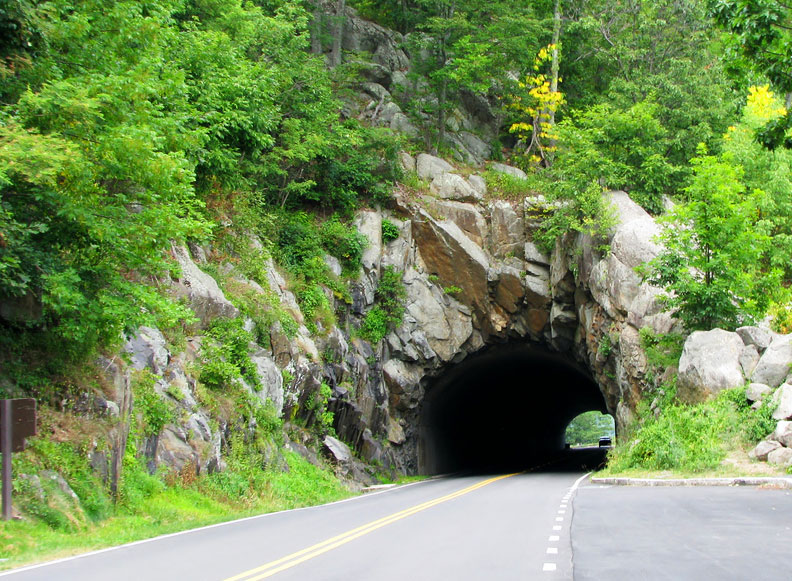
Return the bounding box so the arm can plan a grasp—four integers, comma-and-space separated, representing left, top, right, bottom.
417, 342, 609, 474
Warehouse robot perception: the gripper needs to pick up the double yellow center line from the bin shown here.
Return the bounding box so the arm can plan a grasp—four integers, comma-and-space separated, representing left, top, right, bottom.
223, 472, 520, 581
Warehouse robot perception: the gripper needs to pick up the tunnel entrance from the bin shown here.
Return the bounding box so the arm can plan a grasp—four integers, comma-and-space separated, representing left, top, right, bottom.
418, 343, 607, 474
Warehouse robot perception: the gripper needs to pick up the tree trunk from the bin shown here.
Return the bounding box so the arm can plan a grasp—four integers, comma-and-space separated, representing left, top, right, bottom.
330, 0, 346, 68
548, 0, 562, 127
309, 1, 323, 56
540, 0, 562, 167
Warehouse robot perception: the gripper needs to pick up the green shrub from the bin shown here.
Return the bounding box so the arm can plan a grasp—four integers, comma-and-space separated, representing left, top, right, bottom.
132, 370, 174, 437
608, 386, 778, 474
608, 393, 739, 472
483, 169, 533, 199
359, 266, 406, 343
320, 218, 368, 271
381, 219, 400, 243
360, 307, 389, 344
200, 318, 260, 388
15, 439, 113, 525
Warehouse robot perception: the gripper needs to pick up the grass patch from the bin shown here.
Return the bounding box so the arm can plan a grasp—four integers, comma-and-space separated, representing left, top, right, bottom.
604, 385, 778, 475
482, 169, 535, 200
0, 450, 352, 571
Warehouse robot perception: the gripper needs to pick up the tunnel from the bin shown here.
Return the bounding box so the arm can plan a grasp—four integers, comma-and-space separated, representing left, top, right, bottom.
418, 343, 608, 474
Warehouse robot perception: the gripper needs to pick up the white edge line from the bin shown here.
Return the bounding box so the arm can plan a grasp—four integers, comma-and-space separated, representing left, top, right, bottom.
0, 478, 437, 577
570, 471, 591, 495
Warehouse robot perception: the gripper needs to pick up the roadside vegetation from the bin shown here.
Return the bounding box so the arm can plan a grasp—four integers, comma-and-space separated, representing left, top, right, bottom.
0, 444, 351, 570
2, 0, 792, 553
603, 385, 781, 476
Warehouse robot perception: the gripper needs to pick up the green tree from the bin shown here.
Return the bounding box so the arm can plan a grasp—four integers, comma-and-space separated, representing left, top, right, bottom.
561, 0, 735, 169
709, 0, 792, 149
722, 85, 792, 280
644, 147, 779, 330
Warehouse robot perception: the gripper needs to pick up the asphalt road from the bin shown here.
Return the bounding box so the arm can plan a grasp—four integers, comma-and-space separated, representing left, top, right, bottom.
573, 482, 792, 581
3, 448, 790, 580
1, 451, 600, 581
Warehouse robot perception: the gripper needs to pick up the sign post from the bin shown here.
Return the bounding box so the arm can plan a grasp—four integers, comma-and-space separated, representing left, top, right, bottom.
0, 398, 37, 520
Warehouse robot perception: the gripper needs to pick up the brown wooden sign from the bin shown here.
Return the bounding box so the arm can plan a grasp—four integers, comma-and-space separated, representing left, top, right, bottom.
2, 398, 37, 519
0, 398, 37, 452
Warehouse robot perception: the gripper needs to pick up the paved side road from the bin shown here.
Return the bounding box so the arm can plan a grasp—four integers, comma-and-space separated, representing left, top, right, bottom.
572, 483, 792, 581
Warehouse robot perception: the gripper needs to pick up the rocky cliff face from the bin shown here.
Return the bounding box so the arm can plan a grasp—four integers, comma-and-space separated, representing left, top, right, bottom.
97, 152, 674, 480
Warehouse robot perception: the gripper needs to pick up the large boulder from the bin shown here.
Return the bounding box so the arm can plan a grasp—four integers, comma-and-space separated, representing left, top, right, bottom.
171, 245, 239, 327
429, 173, 482, 202
771, 384, 792, 420
124, 327, 169, 374
737, 326, 774, 352
767, 447, 792, 467
751, 335, 792, 388
426, 200, 488, 247
489, 162, 527, 180
677, 329, 745, 402
248, 348, 284, 415
749, 439, 782, 461
771, 421, 792, 447
412, 211, 490, 330
490, 201, 524, 259
401, 269, 473, 362
746, 382, 772, 402
383, 359, 424, 410
416, 154, 454, 181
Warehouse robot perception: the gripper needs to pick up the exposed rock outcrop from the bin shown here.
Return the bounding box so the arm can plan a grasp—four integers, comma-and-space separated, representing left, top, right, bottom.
88, 155, 694, 479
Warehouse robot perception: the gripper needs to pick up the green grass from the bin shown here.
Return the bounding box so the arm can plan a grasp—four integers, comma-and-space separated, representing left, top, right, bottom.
0, 450, 352, 571
603, 385, 779, 475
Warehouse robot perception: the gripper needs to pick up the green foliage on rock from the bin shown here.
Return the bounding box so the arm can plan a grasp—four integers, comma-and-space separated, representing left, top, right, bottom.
360, 266, 406, 344
381, 219, 401, 243
0, 0, 399, 380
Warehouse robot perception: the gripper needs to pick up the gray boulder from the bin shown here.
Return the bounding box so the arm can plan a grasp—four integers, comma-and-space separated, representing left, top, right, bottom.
739, 344, 761, 378
490, 201, 524, 259
125, 327, 169, 374
383, 358, 424, 411
430, 173, 482, 202
416, 153, 454, 181
401, 269, 473, 362
751, 335, 792, 388
489, 162, 527, 180
355, 210, 382, 274
772, 384, 792, 420
677, 329, 745, 402
737, 326, 774, 352
171, 245, 239, 327
746, 382, 772, 402
248, 348, 284, 415
767, 447, 792, 467
323, 435, 354, 464
748, 439, 782, 461
426, 199, 487, 247
467, 175, 487, 197
459, 132, 492, 163
771, 421, 792, 447
398, 151, 416, 173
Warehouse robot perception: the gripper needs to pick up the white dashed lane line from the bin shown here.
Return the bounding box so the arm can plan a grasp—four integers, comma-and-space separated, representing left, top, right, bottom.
542, 472, 591, 575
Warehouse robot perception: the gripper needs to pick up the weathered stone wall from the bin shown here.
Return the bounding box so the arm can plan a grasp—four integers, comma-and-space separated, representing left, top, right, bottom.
101, 152, 677, 478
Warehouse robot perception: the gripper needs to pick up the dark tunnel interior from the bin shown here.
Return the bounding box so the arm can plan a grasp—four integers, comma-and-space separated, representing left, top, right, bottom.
418, 343, 609, 474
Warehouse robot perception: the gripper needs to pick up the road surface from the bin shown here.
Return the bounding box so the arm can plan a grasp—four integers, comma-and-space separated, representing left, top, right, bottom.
3, 448, 790, 580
